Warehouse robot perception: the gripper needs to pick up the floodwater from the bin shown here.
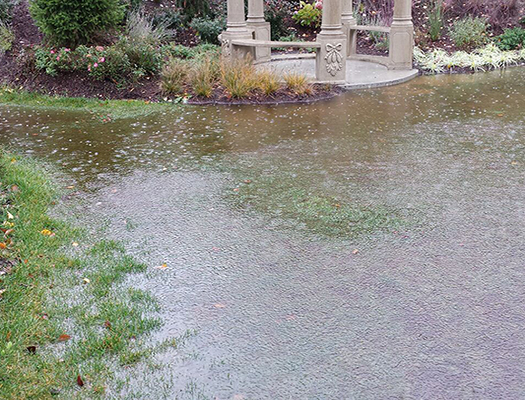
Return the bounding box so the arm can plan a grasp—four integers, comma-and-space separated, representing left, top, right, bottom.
2, 69, 525, 399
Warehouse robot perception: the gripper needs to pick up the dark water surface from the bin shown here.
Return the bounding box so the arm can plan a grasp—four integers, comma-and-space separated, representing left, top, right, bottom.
2, 69, 525, 399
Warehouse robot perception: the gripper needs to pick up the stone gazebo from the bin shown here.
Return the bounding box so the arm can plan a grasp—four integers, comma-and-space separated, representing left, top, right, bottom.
219, 0, 417, 87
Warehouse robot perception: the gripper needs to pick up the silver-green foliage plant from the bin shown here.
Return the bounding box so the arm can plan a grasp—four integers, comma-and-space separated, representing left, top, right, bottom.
448, 16, 489, 50
414, 43, 524, 74
126, 11, 174, 46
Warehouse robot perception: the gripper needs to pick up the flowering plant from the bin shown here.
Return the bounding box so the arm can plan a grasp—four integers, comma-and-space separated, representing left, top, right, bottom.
293, 1, 322, 28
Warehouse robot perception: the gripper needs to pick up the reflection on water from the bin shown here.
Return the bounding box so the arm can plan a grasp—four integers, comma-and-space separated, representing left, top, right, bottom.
1, 69, 525, 399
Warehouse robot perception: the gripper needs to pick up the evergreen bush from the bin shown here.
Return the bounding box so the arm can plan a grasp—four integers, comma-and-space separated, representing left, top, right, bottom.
29, 0, 125, 47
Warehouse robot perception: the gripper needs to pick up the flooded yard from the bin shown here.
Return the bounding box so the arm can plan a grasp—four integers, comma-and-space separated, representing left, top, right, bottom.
1, 69, 525, 399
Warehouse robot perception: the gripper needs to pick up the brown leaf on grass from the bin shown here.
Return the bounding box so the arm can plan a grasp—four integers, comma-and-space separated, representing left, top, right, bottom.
26, 345, 36, 354
0, 243, 6, 249
103, 320, 111, 329
10, 185, 19, 193
76, 375, 84, 387
58, 334, 71, 342
4, 229, 13, 237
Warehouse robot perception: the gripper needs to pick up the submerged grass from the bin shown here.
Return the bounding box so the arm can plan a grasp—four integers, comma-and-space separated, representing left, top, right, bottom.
0, 151, 162, 398
0, 87, 177, 120
227, 172, 405, 239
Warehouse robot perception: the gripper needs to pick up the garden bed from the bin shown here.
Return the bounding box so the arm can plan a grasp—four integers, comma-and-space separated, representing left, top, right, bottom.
1, 0, 525, 104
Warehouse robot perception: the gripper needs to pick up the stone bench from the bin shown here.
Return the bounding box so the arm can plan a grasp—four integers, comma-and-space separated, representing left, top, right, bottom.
231, 39, 322, 49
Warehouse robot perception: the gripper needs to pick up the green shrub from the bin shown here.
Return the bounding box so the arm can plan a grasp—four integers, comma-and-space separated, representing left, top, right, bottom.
0, 20, 13, 53
495, 27, 525, 50
448, 16, 489, 50
152, 9, 184, 30
76, 45, 132, 81
161, 43, 220, 60
177, 0, 209, 21
29, 0, 125, 47
427, 0, 444, 42
160, 58, 190, 95
34, 44, 133, 81
0, 0, 17, 23
117, 38, 162, 76
190, 17, 225, 45
265, 0, 296, 40
292, 1, 322, 28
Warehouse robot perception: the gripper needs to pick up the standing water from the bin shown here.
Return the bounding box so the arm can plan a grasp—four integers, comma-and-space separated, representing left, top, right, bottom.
1, 69, 525, 399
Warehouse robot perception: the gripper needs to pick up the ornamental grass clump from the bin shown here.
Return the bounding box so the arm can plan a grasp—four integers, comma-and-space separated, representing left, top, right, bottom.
160, 58, 191, 95
284, 72, 313, 96
220, 58, 258, 99
257, 70, 281, 96
190, 57, 219, 98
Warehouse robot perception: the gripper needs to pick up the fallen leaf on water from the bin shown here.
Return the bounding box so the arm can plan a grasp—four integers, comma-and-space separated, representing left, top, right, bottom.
352, 249, 359, 255
155, 263, 168, 270
58, 334, 71, 342
214, 303, 226, 308
76, 375, 84, 387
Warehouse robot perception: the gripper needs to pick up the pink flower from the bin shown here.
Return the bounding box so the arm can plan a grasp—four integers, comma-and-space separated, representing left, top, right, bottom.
64, 48, 71, 52
56, 56, 60, 61
93, 63, 98, 68
95, 46, 104, 52
88, 64, 92, 72
98, 57, 105, 63
315, 1, 323, 9
50, 50, 55, 54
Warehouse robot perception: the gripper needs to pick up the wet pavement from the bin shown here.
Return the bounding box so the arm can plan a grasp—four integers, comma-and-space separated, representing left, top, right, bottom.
1, 69, 525, 399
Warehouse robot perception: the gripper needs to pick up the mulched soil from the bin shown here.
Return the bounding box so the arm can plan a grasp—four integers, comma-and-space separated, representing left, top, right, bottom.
188, 85, 343, 106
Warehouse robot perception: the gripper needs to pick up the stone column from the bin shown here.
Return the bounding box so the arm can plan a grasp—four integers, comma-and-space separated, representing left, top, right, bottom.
219, 0, 253, 60
389, 0, 414, 70
316, 0, 347, 83
341, 0, 357, 56
247, 0, 271, 62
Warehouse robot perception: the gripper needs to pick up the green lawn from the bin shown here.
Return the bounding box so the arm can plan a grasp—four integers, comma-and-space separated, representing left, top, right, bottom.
0, 151, 162, 399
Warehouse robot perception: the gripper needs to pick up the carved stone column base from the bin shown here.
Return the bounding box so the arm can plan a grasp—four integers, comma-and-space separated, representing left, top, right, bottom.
219, 31, 254, 61
315, 34, 347, 83
247, 21, 271, 63
388, 22, 414, 70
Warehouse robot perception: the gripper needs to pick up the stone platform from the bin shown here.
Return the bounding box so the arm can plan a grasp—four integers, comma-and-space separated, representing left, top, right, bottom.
257, 57, 419, 90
